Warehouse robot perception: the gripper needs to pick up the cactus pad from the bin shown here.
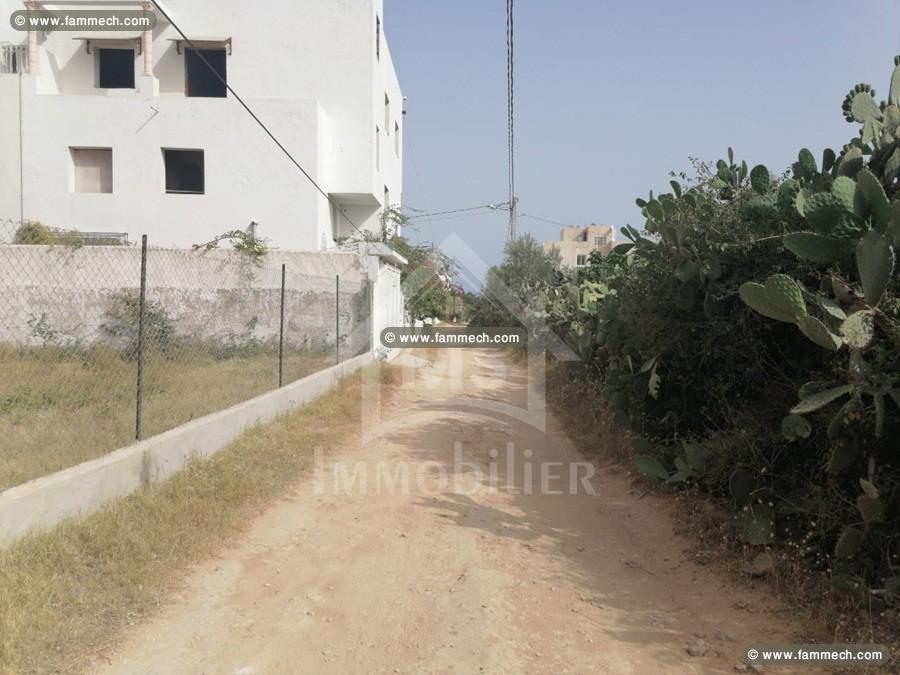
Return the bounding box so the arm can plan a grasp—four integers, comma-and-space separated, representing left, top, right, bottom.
856, 231, 895, 305
837, 146, 865, 177
891, 55, 900, 105
739, 274, 808, 324
804, 192, 852, 235
735, 504, 775, 546
791, 384, 852, 415
841, 310, 876, 350
781, 414, 812, 441
799, 315, 843, 351
750, 165, 770, 195
842, 84, 881, 123
795, 148, 818, 180
831, 176, 856, 213
776, 179, 799, 212
783, 232, 854, 264
857, 495, 884, 524
834, 526, 865, 559
855, 168, 891, 227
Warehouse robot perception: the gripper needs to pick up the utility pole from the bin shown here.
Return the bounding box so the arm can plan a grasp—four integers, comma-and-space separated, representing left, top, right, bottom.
507, 196, 518, 241
505, 0, 516, 242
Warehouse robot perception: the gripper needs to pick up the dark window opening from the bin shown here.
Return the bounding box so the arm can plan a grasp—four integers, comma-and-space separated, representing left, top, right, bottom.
185, 48, 227, 98
376, 15, 381, 61
164, 149, 205, 194
98, 48, 135, 89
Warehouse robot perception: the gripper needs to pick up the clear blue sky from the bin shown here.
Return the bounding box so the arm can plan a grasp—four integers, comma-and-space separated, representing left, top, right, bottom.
385, 0, 900, 270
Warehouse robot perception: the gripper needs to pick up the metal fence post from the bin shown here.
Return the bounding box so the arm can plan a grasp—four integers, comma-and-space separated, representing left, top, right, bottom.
335, 273, 341, 364
135, 234, 148, 440
278, 263, 286, 387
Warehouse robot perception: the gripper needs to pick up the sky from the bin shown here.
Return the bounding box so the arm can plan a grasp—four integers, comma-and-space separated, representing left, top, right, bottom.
385, 0, 900, 272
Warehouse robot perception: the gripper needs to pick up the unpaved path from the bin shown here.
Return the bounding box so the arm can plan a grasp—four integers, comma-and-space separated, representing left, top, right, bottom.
96, 348, 805, 674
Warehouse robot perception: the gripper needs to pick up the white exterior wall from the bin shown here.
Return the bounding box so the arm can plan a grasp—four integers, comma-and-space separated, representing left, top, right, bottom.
0, 0, 403, 250
360, 243, 406, 357
0, 75, 21, 220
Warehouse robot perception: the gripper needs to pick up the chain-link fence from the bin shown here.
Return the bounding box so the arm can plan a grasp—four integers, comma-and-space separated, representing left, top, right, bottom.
0, 220, 371, 492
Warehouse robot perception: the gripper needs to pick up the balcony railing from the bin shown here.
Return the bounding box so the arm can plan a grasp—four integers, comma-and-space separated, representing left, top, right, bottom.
0, 44, 28, 74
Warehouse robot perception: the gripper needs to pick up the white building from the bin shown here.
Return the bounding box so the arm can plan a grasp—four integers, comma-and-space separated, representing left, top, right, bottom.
0, 0, 403, 250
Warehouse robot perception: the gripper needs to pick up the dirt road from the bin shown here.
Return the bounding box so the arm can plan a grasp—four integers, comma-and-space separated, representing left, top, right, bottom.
97, 348, 803, 674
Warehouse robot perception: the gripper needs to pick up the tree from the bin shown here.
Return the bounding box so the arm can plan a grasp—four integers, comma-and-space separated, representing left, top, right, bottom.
389, 235, 455, 322
469, 234, 561, 326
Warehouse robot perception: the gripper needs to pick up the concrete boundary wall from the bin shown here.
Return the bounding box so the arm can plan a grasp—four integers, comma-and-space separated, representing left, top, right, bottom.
0, 245, 371, 353
0, 351, 373, 549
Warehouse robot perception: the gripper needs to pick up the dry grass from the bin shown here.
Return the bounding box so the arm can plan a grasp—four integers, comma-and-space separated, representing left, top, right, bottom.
544, 362, 633, 462
0, 362, 399, 675
0, 345, 335, 491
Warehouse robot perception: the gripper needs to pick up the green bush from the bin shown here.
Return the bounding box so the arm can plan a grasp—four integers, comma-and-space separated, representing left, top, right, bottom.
515, 57, 900, 608
101, 292, 179, 360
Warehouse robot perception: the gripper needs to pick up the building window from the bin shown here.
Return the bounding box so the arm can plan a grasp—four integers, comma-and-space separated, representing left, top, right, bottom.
164, 149, 205, 194
594, 236, 607, 246
576, 254, 587, 267
384, 94, 390, 134
185, 48, 227, 98
71, 148, 112, 193
376, 15, 381, 61
394, 121, 400, 157
98, 48, 135, 89
384, 185, 390, 208
375, 125, 380, 170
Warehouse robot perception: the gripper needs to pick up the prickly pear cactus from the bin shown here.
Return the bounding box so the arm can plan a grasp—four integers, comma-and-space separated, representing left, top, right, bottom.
840, 310, 875, 350
798, 315, 842, 351
856, 231, 895, 305
739, 275, 807, 324
889, 55, 900, 106
783, 232, 853, 263
842, 84, 881, 124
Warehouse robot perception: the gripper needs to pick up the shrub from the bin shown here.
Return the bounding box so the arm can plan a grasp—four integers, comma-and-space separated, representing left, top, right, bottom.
486, 57, 900, 616
13, 221, 55, 245
13, 220, 125, 247
468, 234, 561, 330
101, 292, 178, 360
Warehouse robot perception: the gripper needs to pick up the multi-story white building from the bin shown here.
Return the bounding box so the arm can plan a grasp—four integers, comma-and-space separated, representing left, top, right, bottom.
0, 0, 403, 250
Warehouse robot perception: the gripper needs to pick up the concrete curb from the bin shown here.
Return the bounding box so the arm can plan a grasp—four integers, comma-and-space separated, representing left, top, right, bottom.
0, 352, 373, 549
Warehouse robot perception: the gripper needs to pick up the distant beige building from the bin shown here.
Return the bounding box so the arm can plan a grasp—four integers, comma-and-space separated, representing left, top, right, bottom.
543, 224, 615, 268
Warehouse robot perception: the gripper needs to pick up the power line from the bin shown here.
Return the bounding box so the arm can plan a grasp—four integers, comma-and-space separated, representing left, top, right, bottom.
407, 203, 509, 220
407, 210, 509, 226
520, 213, 568, 228
148, 0, 363, 235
